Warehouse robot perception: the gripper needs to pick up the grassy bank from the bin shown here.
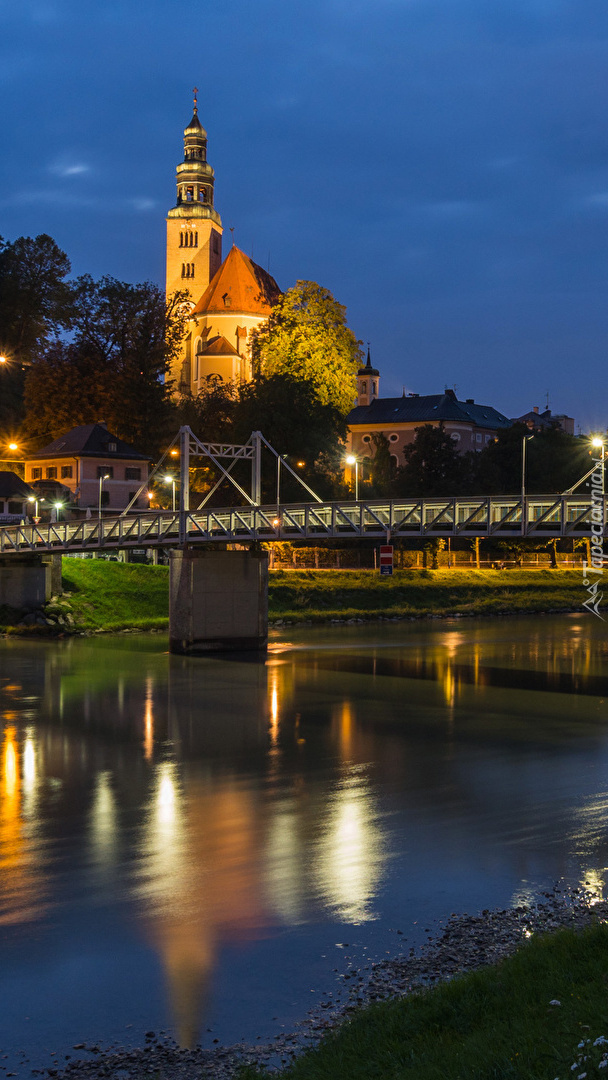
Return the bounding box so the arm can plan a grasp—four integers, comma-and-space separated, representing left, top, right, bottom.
241, 923, 608, 1080
268, 567, 587, 622
0, 562, 591, 634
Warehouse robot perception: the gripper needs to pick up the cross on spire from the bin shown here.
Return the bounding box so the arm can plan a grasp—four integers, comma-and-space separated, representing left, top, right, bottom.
192, 86, 198, 113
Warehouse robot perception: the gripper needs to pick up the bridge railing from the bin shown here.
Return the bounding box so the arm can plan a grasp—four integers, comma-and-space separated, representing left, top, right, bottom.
0, 494, 604, 556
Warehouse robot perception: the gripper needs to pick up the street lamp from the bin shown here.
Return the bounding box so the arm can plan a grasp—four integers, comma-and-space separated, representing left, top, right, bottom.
346, 454, 359, 501
54, 501, 63, 522
521, 435, 534, 535
27, 496, 44, 522
98, 473, 110, 520
591, 436, 605, 494
164, 474, 176, 512
276, 453, 288, 508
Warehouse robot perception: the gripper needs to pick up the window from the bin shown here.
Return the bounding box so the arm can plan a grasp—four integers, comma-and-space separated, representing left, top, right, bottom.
362, 434, 371, 443
125, 467, 141, 481
46, 467, 57, 479
389, 433, 399, 442
100, 490, 110, 507
451, 432, 461, 442
361, 380, 367, 394
476, 433, 482, 443
8, 501, 21, 515
108, 442, 117, 452
194, 232, 198, 247
372, 381, 377, 395
97, 466, 113, 479
31, 467, 42, 480
61, 465, 73, 478
179, 233, 183, 247
186, 187, 194, 201
485, 434, 491, 443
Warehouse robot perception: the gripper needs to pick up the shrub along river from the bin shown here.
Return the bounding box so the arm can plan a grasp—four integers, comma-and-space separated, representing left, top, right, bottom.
0, 615, 606, 1073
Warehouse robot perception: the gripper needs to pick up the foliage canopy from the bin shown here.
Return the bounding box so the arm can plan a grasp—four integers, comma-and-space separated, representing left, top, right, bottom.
250, 280, 363, 415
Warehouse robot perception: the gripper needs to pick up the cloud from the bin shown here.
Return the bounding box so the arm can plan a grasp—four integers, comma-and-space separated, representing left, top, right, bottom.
130, 198, 157, 212
49, 161, 91, 178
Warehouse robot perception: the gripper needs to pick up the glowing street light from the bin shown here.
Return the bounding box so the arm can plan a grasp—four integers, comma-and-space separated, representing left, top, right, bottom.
54, 501, 64, 522
591, 436, 606, 495
98, 473, 110, 520
27, 496, 44, 522
346, 454, 359, 501
164, 474, 176, 512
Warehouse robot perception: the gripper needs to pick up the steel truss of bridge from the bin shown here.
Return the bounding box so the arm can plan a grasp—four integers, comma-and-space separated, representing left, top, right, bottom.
0, 495, 604, 556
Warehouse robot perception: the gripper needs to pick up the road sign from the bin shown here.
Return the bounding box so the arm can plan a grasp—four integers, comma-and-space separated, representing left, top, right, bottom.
379, 544, 393, 576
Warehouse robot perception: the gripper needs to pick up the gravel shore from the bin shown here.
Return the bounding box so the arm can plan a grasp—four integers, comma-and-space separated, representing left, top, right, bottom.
39, 885, 606, 1080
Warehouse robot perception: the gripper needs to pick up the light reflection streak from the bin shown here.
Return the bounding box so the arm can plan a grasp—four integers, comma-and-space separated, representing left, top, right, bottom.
89, 771, 118, 865
0, 726, 44, 924
143, 675, 154, 761
313, 768, 386, 923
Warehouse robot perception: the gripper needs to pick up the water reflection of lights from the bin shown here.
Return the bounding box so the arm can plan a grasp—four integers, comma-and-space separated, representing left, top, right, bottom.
89, 772, 118, 864
581, 869, 606, 905
314, 768, 387, 923
135, 761, 185, 912
143, 676, 154, 761
264, 808, 303, 924
269, 670, 279, 747
4, 730, 17, 797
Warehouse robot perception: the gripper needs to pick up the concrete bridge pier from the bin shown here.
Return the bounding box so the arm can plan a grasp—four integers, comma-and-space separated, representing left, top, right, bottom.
0, 555, 52, 610
169, 547, 269, 655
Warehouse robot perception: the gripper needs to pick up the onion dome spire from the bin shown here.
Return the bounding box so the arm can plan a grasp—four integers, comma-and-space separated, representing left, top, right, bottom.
358, 343, 379, 377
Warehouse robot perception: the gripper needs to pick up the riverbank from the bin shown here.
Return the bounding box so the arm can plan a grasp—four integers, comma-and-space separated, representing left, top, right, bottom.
0, 562, 593, 634
42, 887, 608, 1080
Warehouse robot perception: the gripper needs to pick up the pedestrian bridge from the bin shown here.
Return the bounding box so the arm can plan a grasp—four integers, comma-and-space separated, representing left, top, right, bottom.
0, 493, 604, 556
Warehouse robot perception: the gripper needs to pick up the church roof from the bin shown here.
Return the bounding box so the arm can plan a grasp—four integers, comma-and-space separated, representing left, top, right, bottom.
192, 246, 281, 317
347, 391, 511, 430
28, 424, 149, 461
198, 335, 240, 358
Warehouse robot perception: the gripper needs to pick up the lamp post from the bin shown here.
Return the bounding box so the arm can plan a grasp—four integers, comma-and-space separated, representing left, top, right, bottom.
54, 501, 63, 522
27, 496, 44, 522
164, 474, 176, 512
346, 454, 359, 501
591, 437, 605, 493
521, 435, 534, 535
276, 453, 288, 508
98, 473, 110, 521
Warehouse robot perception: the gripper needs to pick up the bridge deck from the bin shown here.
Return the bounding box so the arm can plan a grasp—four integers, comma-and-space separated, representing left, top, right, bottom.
0, 495, 604, 556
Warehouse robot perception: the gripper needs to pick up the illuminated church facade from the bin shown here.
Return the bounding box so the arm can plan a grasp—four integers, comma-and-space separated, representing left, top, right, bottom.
166, 97, 280, 394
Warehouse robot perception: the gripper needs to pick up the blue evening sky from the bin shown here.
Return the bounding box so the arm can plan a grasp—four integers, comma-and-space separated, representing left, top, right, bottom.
1, 0, 607, 431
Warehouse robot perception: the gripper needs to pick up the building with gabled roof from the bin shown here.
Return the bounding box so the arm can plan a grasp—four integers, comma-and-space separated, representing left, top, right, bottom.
0, 472, 38, 522
25, 423, 150, 511
166, 101, 281, 396
346, 353, 512, 466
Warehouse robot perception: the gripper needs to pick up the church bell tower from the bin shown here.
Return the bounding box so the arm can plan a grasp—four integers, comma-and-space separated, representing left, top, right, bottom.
166, 90, 223, 301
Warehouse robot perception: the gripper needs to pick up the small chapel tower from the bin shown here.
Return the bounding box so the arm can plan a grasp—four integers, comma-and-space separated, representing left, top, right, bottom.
165, 91, 223, 300
356, 346, 380, 406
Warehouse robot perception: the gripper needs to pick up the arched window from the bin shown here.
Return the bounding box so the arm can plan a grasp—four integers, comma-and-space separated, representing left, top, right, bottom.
190, 263, 195, 277
179, 233, 183, 248
195, 232, 198, 247
361, 381, 367, 394
181, 263, 185, 278
372, 381, 377, 395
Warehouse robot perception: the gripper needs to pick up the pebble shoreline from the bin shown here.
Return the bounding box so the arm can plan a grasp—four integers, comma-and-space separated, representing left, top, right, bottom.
34, 886, 607, 1080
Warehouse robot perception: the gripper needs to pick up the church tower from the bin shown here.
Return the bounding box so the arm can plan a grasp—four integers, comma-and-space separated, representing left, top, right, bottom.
166, 91, 223, 301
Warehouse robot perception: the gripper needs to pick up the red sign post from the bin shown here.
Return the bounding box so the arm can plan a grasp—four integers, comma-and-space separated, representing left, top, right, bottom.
379, 544, 393, 576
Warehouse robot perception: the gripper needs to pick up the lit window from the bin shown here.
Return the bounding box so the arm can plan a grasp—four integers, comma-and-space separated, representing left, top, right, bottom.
476, 433, 482, 443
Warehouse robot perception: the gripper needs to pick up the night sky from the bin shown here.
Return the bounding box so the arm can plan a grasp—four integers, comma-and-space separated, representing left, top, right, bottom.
2, 0, 608, 431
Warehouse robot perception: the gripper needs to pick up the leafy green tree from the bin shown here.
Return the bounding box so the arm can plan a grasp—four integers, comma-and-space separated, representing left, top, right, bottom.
24, 279, 189, 457
366, 433, 396, 496
0, 234, 72, 431
473, 423, 590, 494
397, 424, 471, 496
250, 280, 363, 415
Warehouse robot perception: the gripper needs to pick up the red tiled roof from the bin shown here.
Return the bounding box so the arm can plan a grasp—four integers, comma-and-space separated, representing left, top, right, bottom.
192, 246, 281, 317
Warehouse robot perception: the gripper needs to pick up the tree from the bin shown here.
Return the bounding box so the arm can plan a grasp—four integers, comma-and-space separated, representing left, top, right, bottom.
367, 433, 396, 496
249, 280, 363, 415
397, 424, 471, 496
473, 423, 590, 495
0, 234, 72, 431
24, 279, 189, 457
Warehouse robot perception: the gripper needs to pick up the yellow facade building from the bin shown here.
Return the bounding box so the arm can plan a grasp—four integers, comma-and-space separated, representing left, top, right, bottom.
167, 100, 280, 394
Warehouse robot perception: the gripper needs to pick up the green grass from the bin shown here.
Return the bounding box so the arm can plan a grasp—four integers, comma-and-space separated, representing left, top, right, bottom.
268, 568, 587, 622
61, 559, 170, 631
239, 923, 608, 1080
0, 563, 591, 634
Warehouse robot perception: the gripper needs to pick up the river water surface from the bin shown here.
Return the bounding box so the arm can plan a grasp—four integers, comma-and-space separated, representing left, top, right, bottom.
0, 615, 607, 1071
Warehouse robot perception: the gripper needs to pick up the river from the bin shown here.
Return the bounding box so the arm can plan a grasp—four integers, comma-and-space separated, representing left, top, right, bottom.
0, 614, 606, 1072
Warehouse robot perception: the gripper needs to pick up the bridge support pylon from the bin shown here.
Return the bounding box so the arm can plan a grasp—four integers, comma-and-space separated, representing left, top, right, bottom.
0, 555, 52, 610
169, 547, 269, 655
